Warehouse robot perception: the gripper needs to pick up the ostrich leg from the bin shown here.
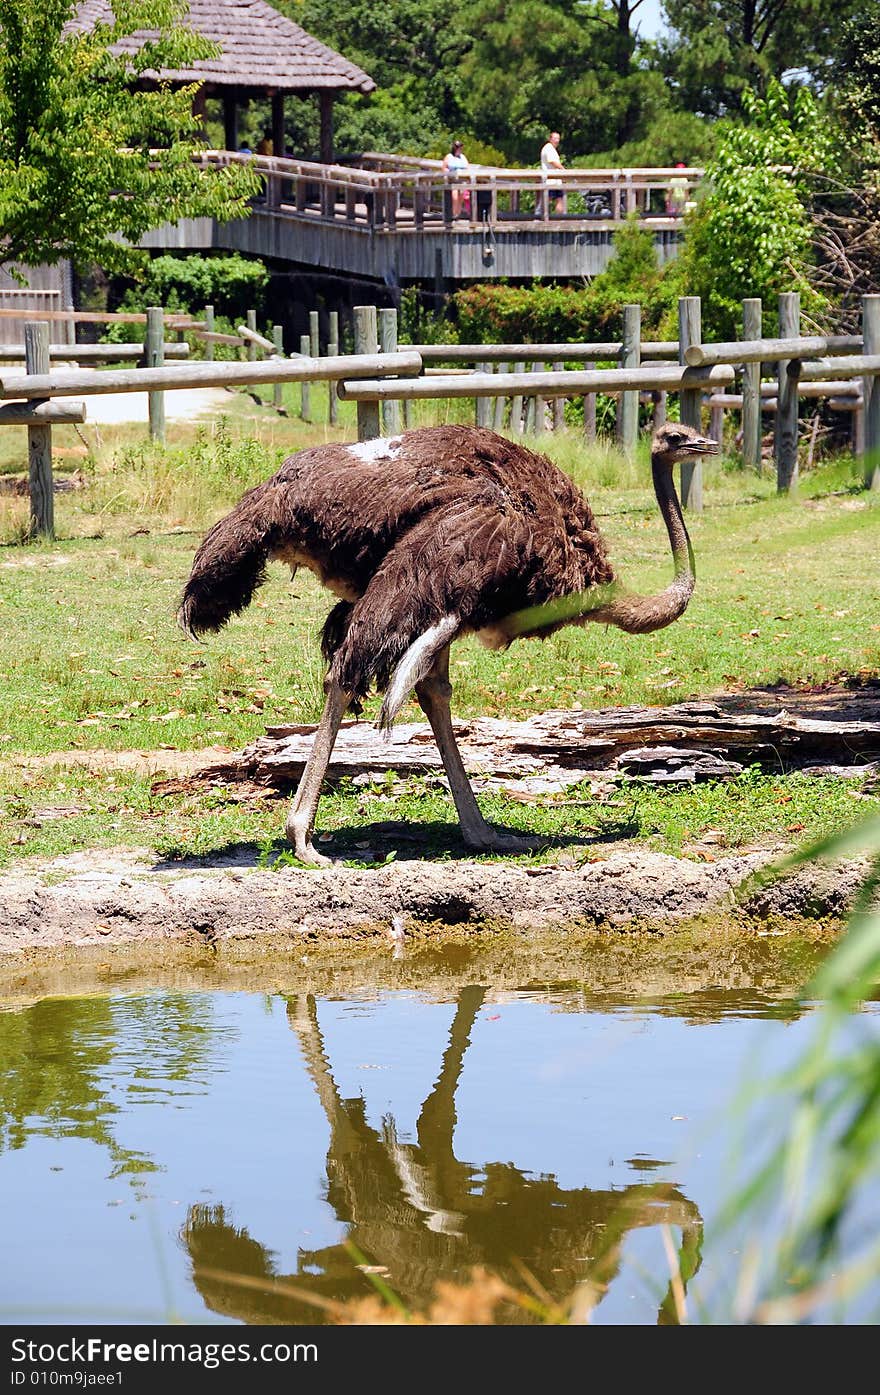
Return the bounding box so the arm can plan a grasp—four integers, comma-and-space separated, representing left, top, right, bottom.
285, 679, 351, 866
415, 648, 538, 854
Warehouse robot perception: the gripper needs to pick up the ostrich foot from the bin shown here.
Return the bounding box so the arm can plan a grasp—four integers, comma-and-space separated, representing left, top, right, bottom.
462, 827, 542, 855
285, 819, 333, 868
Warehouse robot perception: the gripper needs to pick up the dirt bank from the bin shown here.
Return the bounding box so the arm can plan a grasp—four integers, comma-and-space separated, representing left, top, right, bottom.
0, 843, 867, 967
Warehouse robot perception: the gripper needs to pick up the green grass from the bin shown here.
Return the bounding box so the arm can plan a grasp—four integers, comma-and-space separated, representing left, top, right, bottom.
0, 400, 877, 868
0, 761, 874, 870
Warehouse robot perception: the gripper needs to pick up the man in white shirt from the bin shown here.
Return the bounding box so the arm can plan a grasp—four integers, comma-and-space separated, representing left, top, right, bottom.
539, 132, 565, 216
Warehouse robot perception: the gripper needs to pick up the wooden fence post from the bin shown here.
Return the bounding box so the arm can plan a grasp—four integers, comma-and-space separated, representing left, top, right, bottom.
246, 308, 258, 362
552, 395, 565, 432
524, 369, 536, 434
353, 305, 380, 440
25, 321, 53, 539
328, 310, 339, 427
300, 333, 311, 421
273, 325, 285, 413
774, 291, 800, 493
651, 390, 666, 432
309, 310, 320, 360
511, 363, 524, 435
677, 296, 703, 511
534, 362, 546, 433
146, 306, 165, 443
741, 298, 762, 472
203, 304, 215, 363
494, 363, 509, 431
583, 391, 597, 441
862, 293, 880, 490
378, 308, 401, 436
475, 362, 491, 427
617, 303, 641, 456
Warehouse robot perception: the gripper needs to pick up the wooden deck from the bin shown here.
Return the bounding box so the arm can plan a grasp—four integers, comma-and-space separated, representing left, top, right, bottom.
142, 152, 698, 284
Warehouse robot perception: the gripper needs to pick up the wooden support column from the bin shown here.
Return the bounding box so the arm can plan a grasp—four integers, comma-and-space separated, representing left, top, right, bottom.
862, 293, 880, 490
272, 92, 285, 158
741, 298, 762, 473
677, 296, 703, 511
25, 321, 53, 539
223, 92, 238, 151
774, 291, 800, 493
319, 91, 334, 164
353, 306, 380, 440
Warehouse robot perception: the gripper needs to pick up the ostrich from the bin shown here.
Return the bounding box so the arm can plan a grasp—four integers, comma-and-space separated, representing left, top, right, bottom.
179, 422, 716, 865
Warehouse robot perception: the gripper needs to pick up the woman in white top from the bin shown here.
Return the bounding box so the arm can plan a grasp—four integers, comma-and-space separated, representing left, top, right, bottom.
442, 140, 471, 218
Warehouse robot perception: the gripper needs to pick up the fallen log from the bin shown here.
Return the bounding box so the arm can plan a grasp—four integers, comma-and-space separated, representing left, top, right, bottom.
205, 699, 880, 791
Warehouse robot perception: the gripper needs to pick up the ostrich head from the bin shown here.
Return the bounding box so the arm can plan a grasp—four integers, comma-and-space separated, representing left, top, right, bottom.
651, 422, 719, 464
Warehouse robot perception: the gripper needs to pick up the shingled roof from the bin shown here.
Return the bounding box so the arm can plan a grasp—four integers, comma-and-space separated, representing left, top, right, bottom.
72, 0, 375, 93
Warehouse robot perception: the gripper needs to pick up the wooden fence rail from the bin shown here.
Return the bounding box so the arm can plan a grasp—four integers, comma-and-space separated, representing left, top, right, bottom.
8, 289, 880, 540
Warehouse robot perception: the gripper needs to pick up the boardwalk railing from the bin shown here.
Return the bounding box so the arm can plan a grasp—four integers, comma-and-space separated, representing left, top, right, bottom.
196, 150, 703, 232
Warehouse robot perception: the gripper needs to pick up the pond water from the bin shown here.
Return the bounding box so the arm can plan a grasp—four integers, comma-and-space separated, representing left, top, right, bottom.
1, 947, 877, 1325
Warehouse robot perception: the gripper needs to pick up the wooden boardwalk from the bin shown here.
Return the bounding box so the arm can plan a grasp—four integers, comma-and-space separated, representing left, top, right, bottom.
141, 151, 698, 284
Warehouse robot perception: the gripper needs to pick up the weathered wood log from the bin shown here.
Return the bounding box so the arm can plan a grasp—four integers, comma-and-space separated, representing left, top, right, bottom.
237, 322, 276, 354
0, 400, 87, 424
205, 700, 880, 790
0, 343, 189, 362
685, 333, 861, 368
413, 342, 679, 362
0, 350, 423, 398
339, 362, 735, 402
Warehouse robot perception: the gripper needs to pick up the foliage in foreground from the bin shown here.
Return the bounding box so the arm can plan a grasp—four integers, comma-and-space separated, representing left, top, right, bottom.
716, 813, 880, 1322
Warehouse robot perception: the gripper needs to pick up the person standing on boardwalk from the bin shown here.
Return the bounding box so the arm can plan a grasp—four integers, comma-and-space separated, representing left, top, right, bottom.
442, 140, 471, 218
666, 162, 689, 217
539, 132, 565, 216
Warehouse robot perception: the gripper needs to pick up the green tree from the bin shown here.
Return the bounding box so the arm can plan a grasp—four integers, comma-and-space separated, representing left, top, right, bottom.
292, 0, 471, 155
660, 0, 863, 116
672, 80, 836, 338
457, 0, 670, 161
0, 0, 259, 274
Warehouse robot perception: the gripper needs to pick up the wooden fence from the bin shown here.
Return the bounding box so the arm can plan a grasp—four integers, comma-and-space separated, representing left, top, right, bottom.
4, 292, 879, 539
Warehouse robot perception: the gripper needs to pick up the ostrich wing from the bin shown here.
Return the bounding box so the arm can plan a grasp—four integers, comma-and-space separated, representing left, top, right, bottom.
326, 499, 549, 726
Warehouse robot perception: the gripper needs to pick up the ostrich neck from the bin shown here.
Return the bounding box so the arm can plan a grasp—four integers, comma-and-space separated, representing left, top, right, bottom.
496, 458, 696, 642
586, 458, 695, 635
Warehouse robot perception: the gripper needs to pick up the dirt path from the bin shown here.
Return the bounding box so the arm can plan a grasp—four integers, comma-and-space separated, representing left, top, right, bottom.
2, 365, 235, 425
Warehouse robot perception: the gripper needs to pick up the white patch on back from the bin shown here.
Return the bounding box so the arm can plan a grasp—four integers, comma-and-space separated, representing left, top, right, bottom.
346, 436, 403, 464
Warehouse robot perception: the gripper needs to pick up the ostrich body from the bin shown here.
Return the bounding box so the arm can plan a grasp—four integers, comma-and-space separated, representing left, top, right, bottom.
179, 423, 715, 865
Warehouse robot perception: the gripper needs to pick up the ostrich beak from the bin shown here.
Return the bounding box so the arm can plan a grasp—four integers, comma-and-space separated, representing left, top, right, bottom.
680, 434, 719, 455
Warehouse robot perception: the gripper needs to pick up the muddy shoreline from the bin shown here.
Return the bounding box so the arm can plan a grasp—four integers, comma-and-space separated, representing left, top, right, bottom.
0, 842, 866, 974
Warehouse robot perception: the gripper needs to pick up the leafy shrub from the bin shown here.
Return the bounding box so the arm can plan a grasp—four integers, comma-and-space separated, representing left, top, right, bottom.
453, 218, 669, 342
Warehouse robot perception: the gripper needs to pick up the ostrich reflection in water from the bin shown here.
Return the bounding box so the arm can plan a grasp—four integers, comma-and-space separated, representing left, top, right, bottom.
183, 987, 703, 1324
